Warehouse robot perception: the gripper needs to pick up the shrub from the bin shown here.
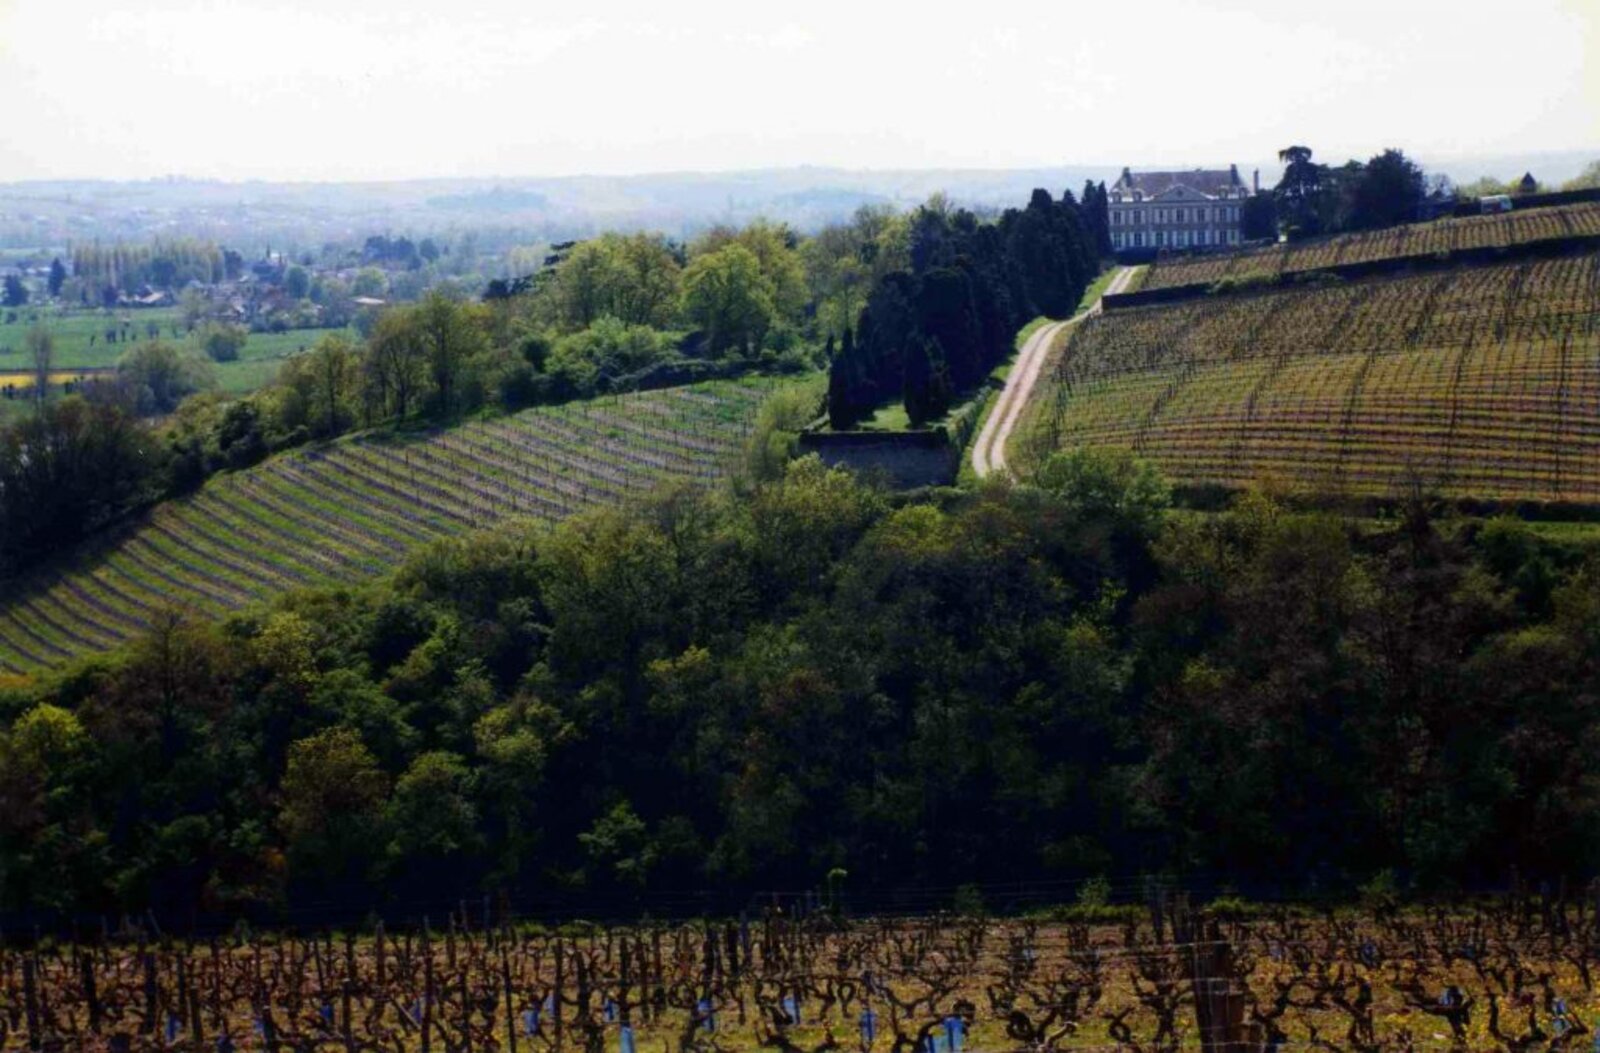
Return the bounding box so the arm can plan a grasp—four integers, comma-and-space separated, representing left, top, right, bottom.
201, 323, 249, 362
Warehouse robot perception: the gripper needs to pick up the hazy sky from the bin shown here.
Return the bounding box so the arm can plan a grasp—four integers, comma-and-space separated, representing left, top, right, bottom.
0, 0, 1594, 182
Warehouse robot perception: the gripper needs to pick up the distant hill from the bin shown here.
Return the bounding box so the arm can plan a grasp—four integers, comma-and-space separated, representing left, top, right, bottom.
0, 165, 1136, 249
2, 151, 1589, 253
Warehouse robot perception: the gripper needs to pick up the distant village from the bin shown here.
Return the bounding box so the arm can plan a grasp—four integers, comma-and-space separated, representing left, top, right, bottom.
0, 234, 476, 336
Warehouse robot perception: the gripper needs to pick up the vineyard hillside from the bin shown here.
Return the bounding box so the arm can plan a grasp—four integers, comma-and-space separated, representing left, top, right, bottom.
1017, 251, 1600, 503
0, 379, 782, 674
1136, 199, 1600, 292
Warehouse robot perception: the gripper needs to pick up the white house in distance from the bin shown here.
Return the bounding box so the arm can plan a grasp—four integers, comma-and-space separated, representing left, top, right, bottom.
1108, 165, 1256, 251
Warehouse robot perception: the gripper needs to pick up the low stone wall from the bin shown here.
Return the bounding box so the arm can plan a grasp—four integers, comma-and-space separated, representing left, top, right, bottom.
798, 430, 958, 489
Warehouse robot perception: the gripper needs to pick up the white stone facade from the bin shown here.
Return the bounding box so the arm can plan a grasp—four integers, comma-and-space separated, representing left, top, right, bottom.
1108, 166, 1253, 251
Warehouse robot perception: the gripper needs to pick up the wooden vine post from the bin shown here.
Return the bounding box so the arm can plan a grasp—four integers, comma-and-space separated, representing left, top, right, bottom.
1170, 897, 1250, 1053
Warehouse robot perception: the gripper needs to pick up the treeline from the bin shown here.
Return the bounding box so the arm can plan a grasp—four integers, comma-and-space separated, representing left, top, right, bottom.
0, 208, 907, 580
1, 452, 1596, 917
505, 212, 908, 359
70, 240, 239, 294
1271, 146, 1436, 240
0, 290, 774, 579
827, 190, 1097, 428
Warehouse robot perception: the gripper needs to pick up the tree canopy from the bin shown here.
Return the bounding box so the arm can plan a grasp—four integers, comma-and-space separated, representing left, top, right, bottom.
2, 455, 1598, 917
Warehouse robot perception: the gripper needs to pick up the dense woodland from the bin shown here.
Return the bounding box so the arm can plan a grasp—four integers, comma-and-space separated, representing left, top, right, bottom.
1, 449, 1597, 918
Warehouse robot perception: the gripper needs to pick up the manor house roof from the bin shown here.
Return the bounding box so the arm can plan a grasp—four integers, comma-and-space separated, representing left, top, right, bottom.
1112, 166, 1246, 200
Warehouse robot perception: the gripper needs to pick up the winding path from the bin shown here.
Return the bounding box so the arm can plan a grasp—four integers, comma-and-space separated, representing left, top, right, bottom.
971, 265, 1137, 478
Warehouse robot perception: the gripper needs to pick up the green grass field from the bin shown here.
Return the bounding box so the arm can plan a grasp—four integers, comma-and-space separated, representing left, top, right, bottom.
0, 378, 787, 675
0, 307, 353, 417
0, 305, 343, 372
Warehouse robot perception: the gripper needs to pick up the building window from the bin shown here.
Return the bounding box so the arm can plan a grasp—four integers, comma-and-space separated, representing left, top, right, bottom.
1113, 232, 1124, 249
1112, 210, 1122, 225
1157, 231, 1167, 247
1197, 207, 1207, 222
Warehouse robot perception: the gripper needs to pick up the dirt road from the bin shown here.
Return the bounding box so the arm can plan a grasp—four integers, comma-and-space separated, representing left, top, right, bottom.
971, 265, 1136, 478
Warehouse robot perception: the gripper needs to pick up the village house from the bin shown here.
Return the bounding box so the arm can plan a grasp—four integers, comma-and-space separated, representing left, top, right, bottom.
1108, 165, 1256, 252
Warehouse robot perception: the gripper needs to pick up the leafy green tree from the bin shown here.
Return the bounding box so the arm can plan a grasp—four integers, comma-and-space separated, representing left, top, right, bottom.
1347, 149, 1427, 230
1034, 446, 1171, 540
217, 399, 269, 469
1241, 194, 1278, 240
47, 259, 66, 298
543, 234, 679, 332
278, 727, 389, 884
386, 751, 479, 865
547, 317, 673, 395
200, 322, 248, 362
365, 310, 427, 419
411, 292, 489, 416
117, 340, 215, 415
693, 221, 808, 324
284, 266, 311, 300
578, 800, 655, 888
680, 244, 776, 357
1274, 145, 1329, 238
307, 333, 360, 436
351, 268, 387, 299
802, 225, 873, 339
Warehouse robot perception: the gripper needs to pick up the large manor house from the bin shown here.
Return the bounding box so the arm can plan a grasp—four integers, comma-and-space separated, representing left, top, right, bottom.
1109, 165, 1257, 251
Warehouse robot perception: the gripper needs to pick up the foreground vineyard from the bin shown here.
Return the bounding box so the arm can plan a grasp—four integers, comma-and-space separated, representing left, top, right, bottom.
0, 380, 778, 675
5, 897, 1598, 1053
1019, 253, 1600, 502
1136, 200, 1600, 292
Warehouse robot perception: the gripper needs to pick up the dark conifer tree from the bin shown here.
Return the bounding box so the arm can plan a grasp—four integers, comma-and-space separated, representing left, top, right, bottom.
904, 335, 952, 426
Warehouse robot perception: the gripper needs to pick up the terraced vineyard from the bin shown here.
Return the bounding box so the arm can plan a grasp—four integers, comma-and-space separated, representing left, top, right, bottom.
1137, 199, 1600, 291
0, 379, 781, 674
1018, 252, 1600, 502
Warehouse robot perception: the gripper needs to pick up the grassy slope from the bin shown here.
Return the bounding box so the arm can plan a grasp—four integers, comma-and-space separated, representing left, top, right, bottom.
0, 378, 787, 675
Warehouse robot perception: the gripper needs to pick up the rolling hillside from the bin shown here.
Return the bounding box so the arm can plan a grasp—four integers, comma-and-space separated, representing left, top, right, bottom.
1135, 200, 1600, 292
1016, 251, 1600, 502
0, 379, 781, 674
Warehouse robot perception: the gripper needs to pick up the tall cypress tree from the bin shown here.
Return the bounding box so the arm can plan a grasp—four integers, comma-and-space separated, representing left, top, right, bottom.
827, 328, 862, 430
904, 336, 952, 426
